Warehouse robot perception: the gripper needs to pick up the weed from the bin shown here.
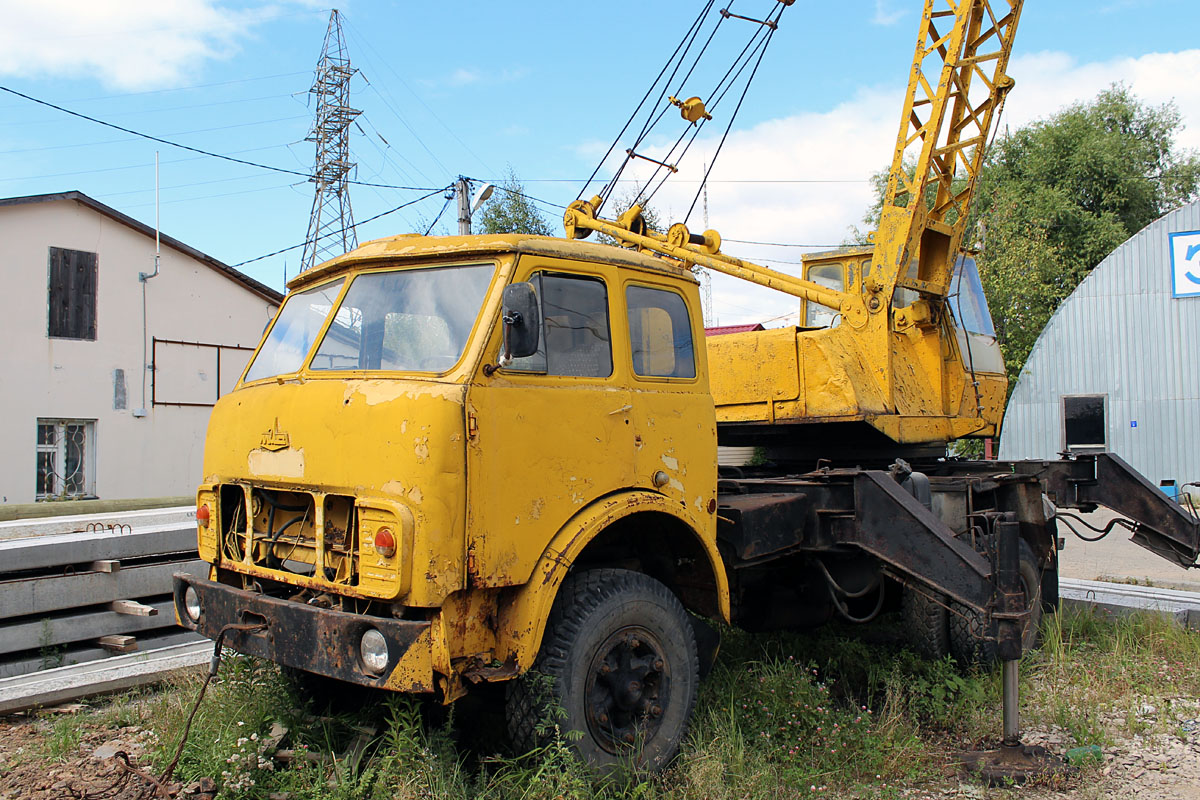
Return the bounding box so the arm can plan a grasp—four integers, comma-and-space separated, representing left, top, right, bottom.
43, 715, 84, 762
38, 619, 65, 671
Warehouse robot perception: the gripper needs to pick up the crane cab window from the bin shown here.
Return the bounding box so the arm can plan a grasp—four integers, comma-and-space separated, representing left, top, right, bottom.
626, 285, 695, 379
803, 263, 844, 328
507, 272, 613, 378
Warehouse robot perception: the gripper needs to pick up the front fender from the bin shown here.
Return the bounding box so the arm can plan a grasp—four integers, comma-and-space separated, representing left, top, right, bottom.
496, 490, 730, 671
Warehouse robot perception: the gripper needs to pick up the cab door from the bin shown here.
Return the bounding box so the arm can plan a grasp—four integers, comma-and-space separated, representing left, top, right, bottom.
623, 279, 717, 520
465, 257, 635, 588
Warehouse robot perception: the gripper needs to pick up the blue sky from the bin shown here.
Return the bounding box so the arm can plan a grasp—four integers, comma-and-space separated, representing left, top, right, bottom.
2, 0, 1198, 323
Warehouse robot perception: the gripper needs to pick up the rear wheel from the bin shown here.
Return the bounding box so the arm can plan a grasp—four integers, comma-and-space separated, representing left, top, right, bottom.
949, 538, 1043, 667
506, 568, 699, 773
902, 584, 950, 660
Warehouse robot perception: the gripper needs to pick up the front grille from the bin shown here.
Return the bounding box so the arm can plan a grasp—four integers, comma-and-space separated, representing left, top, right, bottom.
216, 484, 360, 586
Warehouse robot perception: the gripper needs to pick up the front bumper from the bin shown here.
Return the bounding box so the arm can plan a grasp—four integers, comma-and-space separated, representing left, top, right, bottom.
173, 572, 434, 692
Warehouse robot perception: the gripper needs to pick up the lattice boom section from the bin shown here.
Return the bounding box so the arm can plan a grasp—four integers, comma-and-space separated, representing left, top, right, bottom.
886, 0, 1022, 234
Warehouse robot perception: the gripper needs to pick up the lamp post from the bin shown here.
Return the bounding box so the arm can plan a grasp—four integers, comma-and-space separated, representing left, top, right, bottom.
455, 176, 495, 235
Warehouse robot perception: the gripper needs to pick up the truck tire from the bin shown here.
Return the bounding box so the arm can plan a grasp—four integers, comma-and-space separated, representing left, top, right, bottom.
949, 538, 1043, 667
506, 568, 699, 773
901, 584, 950, 660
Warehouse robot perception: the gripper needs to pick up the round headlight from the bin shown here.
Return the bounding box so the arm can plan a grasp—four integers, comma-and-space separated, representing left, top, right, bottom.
184, 586, 202, 623
360, 628, 389, 675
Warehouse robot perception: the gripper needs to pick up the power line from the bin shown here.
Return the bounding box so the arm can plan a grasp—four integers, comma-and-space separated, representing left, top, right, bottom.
0, 71, 310, 114
230, 187, 449, 268
0, 143, 292, 184
0, 114, 309, 155
0, 84, 437, 192
341, 16, 492, 178
725, 238, 844, 248
481, 178, 870, 184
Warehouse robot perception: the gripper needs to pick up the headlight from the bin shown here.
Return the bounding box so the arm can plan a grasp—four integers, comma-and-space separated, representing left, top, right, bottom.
184, 586, 202, 623
360, 628, 389, 675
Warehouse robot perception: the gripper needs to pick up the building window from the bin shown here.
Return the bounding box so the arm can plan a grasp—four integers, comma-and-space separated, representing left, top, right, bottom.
48, 246, 98, 340
1063, 395, 1106, 451
36, 419, 96, 500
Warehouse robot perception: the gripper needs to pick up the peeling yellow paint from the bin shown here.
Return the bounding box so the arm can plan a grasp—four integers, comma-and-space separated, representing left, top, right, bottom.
414, 437, 430, 462
247, 447, 305, 478
661, 454, 679, 470
382, 480, 406, 496
408, 486, 424, 504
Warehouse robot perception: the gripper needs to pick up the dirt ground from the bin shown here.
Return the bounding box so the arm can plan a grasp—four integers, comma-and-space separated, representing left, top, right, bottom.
2, 693, 1198, 800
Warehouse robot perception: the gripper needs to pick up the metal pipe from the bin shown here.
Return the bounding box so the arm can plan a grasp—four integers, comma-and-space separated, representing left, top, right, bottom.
566, 210, 851, 309
1002, 659, 1020, 745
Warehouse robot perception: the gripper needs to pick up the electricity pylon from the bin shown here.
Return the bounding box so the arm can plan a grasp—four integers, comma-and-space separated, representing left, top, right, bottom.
301, 9, 360, 275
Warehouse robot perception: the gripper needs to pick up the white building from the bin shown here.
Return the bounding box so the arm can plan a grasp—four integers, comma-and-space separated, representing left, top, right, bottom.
1, 191, 281, 505
1000, 199, 1200, 496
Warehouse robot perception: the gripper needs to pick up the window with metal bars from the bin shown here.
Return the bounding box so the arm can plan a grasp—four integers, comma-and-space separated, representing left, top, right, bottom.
35, 419, 96, 500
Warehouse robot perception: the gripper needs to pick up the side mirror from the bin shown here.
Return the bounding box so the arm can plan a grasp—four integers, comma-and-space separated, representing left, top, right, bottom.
499, 283, 539, 364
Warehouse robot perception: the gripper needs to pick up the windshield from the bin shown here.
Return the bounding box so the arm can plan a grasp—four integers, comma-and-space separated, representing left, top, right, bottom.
243, 278, 346, 383
310, 263, 495, 373
949, 256, 996, 336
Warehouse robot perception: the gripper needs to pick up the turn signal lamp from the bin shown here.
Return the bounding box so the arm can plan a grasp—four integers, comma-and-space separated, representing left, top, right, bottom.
374, 527, 396, 558
196, 504, 211, 528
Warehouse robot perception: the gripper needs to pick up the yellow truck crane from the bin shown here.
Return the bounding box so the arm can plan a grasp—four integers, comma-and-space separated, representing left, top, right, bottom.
175, 0, 1199, 774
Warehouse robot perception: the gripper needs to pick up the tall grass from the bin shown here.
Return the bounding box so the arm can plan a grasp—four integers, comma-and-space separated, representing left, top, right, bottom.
56, 607, 1200, 799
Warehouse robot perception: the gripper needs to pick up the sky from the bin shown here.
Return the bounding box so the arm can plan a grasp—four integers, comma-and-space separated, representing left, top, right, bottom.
1, 0, 1198, 325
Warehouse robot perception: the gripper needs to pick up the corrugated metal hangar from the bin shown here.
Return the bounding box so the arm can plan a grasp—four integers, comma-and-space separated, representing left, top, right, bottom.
1000, 199, 1200, 496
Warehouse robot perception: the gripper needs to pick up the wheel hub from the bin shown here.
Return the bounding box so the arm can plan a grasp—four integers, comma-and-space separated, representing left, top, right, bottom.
585, 626, 670, 753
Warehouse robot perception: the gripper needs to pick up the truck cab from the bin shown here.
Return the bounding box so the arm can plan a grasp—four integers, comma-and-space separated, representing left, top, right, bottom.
177, 235, 727, 740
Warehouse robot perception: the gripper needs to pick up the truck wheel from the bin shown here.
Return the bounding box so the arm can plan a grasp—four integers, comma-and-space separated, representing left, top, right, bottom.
901, 584, 950, 660
506, 568, 699, 773
949, 539, 1043, 667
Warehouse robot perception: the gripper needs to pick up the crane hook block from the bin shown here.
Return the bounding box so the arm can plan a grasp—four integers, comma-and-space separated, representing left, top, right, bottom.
669, 96, 712, 125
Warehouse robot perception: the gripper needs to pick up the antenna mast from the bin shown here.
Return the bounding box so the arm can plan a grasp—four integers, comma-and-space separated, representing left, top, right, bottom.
301, 9, 361, 274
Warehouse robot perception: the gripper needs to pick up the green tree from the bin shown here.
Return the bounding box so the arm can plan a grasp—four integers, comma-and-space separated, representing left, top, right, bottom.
476, 168, 554, 236
978, 86, 1199, 297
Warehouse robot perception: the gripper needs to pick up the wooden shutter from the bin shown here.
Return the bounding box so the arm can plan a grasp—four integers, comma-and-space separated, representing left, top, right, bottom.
48, 247, 97, 339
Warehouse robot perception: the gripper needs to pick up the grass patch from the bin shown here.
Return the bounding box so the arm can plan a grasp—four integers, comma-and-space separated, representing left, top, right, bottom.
41, 715, 84, 762
22, 606, 1200, 799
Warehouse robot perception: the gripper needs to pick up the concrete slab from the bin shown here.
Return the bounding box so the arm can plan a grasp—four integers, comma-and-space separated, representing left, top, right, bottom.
0, 506, 194, 541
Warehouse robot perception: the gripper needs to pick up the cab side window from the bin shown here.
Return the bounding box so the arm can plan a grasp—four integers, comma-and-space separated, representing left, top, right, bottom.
626, 285, 695, 379
508, 272, 613, 377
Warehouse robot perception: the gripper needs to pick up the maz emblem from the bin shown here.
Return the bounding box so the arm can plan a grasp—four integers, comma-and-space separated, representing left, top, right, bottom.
260, 419, 290, 451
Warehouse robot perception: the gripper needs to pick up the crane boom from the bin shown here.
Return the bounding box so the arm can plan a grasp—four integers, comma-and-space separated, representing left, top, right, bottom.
874, 0, 1022, 300
563, 0, 1025, 450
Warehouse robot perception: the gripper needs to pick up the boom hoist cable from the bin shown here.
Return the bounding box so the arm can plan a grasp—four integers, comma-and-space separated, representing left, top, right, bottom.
576, 0, 794, 225
567, 1, 1024, 338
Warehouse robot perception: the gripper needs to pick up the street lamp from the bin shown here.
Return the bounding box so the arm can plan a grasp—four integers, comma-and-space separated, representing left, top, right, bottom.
456, 177, 495, 235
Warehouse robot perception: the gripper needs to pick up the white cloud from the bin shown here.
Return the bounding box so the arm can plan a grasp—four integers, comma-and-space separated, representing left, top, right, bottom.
586, 48, 1200, 325
1003, 49, 1200, 150
0, 0, 293, 90
872, 1, 906, 26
